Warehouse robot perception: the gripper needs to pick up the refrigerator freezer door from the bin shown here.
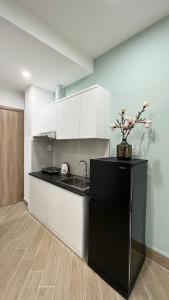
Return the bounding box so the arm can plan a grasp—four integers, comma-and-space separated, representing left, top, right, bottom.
90, 160, 131, 210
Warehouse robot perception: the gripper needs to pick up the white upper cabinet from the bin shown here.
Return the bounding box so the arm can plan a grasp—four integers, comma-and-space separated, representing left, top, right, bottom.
57, 94, 81, 139
79, 87, 111, 139
80, 88, 97, 138
40, 102, 57, 133
39, 85, 111, 139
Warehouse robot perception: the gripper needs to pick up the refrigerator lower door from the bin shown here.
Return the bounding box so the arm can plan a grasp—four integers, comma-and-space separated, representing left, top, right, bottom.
88, 199, 130, 296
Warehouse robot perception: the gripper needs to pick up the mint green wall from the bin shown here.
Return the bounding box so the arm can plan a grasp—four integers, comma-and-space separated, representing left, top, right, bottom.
65, 16, 169, 257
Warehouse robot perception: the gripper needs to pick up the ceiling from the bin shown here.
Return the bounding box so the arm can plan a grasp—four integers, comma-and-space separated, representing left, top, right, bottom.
16, 0, 169, 57
0, 17, 91, 91
0, 0, 169, 92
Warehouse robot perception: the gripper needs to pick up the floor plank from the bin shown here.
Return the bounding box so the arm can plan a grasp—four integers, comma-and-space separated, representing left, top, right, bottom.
0, 204, 17, 220
141, 261, 167, 299
0, 248, 25, 293
31, 230, 53, 271
40, 237, 62, 286
22, 226, 45, 260
0, 203, 169, 300
69, 254, 85, 300
1, 258, 34, 300
85, 264, 102, 300
147, 260, 169, 298
0, 204, 29, 245
19, 271, 42, 299
18, 218, 40, 249
53, 244, 73, 299
0, 238, 20, 263
100, 277, 120, 300
132, 275, 150, 299
36, 287, 55, 300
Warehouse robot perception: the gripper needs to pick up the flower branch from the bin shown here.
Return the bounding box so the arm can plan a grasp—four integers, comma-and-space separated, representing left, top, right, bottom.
110, 101, 152, 140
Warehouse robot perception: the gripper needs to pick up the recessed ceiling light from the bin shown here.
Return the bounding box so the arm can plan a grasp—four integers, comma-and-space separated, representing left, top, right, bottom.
22, 70, 31, 79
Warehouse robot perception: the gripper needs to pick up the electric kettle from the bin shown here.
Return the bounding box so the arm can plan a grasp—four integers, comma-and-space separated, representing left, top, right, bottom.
60, 162, 69, 175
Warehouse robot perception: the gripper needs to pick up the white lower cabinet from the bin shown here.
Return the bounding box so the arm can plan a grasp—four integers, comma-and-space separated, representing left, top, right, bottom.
29, 177, 88, 257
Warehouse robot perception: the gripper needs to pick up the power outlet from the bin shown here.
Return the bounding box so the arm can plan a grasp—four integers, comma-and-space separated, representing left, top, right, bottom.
47, 144, 52, 152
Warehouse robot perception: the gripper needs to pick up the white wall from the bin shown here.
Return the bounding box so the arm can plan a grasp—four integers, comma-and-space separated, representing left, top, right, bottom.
0, 86, 24, 109
64, 17, 169, 258
24, 85, 54, 202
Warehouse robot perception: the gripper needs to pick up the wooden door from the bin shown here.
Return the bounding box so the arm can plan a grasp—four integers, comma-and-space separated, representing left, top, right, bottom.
0, 106, 24, 207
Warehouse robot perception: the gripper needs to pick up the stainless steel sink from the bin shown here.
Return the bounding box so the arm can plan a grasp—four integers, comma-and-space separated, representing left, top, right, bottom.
60, 176, 89, 191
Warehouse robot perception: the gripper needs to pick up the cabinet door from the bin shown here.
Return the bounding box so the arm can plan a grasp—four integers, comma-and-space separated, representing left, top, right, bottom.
29, 177, 49, 224
80, 88, 97, 138
29, 177, 87, 257
40, 103, 56, 133
57, 94, 80, 139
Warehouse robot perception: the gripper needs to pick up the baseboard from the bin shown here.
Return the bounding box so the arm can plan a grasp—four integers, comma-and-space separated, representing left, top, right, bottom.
23, 198, 28, 207
146, 246, 169, 271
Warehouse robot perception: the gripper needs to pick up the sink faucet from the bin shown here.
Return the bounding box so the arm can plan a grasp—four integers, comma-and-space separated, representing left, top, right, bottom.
78, 160, 88, 178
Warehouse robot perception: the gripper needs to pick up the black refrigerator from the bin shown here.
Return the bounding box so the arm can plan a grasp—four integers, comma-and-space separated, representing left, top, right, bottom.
88, 157, 148, 299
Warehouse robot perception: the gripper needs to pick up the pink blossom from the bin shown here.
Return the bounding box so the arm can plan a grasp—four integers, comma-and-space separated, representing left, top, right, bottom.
121, 108, 126, 114
122, 122, 129, 130
144, 123, 151, 128
128, 118, 135, 125
143, 101, 149, 108
110, 123, 116, 130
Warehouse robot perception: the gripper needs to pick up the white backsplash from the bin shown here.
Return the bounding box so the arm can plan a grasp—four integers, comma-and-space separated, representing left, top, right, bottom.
31, 140, 53, 172
31, 139, 110, 176
53, 139, 110, 177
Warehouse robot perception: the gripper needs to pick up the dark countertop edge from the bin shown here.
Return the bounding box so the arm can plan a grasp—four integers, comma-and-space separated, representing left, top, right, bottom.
29, 172, 89, 197
90, 157, 148, 165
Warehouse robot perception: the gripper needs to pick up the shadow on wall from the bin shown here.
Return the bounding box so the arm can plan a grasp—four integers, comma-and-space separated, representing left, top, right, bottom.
137, 127, 163, 248
137, 127, 163, 247
110, 128, 156, 158
110, 125, 163, 249
146, 159, 163, 247
138, 128, 156, 158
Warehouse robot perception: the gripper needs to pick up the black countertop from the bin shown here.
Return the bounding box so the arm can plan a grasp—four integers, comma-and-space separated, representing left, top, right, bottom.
91, 157, 148, 165
29, 171, 89, 196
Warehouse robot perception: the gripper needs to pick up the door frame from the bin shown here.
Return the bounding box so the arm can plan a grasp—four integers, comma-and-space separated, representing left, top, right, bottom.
0, 105, 24, 112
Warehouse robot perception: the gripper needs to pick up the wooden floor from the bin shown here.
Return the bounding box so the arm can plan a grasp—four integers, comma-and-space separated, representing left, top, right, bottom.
0, 202, 169, 300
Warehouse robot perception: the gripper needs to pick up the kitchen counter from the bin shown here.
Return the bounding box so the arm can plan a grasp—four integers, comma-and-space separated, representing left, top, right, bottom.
29, 172, 89, 257
29, 171, 89, 196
